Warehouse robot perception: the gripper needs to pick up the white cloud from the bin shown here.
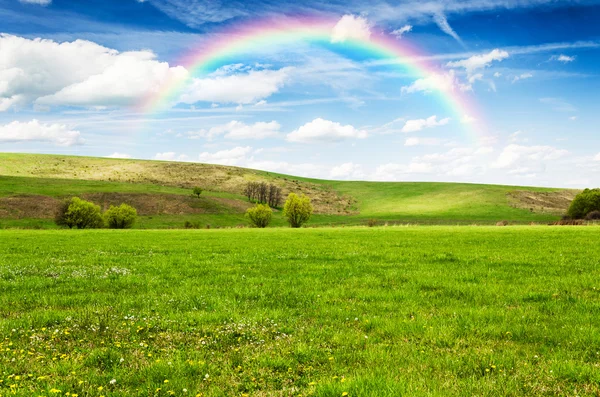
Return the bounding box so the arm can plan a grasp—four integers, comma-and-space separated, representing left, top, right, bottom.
433, 13, 464, 46
461, 115, 476, 124
401, 70, 470, 94
331, 15, 371, 43
569, 116, 577, 121
0, 34, 186, 110
447, 49, 509, 74
373, 162, 434, 180
594, 153, 600, 162
187, 121, 281, 140
492, 144, 568, 169
329, 162, 365, 180
511, 73, 533, 83
508, 130, 528, 143
19, 0, 51, 4
198, 146, 252, 166
154, 152, 189, 162
0, 119, 82, 146
106, 152, 132, 159
404, 137, 444, 146
493, 72, 502, 78
178, 67, 291, 105
287, 118, 367, 143
551, 54, 575, 63
392, 25, 412, 38
245, 160, 324, 178
401, 116, 450, 133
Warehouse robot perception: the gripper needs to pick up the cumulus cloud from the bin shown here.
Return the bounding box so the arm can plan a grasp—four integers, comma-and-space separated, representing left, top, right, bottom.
154, 152, 189, 161
329, 162, 365, 180
401, 116, 450, 133
551, 54, 575, 63
404, 137, 444, 146
0, 35, 186, 110
461, 115, 476, 124
401, 70, 470, 94
187, 121, 281, 140
492, 144, 568, 169
373, 162, 434, 180
0, 119, 82, 146
287, 118, 367, 143
198, 146, 253, 166
511, 73, 533, 83
106, 152, 132, 159
178, 67, 291, 105
447, 49, 509, 74
392, 25, 412, 38
594, 153, 600, 162
331, 15, 371, 43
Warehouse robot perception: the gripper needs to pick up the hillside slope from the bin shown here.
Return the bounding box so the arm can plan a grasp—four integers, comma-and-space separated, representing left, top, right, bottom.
0, 153, 578, 228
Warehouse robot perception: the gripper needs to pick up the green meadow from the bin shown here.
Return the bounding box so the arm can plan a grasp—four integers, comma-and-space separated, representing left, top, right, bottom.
1, 226, 600, 396
0, 154, 578, 228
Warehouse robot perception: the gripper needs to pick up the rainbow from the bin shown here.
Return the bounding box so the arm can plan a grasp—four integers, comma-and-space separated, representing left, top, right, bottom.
139, 16, 485, 143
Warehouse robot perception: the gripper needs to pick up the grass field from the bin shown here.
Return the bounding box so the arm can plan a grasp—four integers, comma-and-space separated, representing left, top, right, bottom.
0, 153, 579, 228
1, 226, 600, 396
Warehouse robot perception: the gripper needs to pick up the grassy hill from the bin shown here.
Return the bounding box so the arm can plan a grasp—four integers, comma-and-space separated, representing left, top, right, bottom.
0, 153, 578, 228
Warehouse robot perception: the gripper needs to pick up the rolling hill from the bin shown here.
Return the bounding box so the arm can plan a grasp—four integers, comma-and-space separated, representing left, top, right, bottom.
0, 153, 578, 228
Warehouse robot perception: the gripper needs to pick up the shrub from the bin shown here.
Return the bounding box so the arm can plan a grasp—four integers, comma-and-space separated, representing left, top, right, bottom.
246, 204, 273, 228
367, 218, 378, 227
55, 199, 74, 228
55, 197, 104, 229
104, 204, 137, 229
192, 187, 203, 198
585, 210, 600, 220
283, 193, 313, 228
184, 221, 201, 229
567, 188, 600, 219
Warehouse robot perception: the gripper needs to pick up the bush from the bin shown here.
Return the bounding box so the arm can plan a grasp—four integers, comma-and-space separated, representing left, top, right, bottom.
585, 210, 600, 220
184, 221, 201, 229
104, 204, 137, 229
283, 193, 313, 228
568, 188, 600, 219
55, 199, 73, 228
246, 204, 273, 228
367, 218, 378, 227
192, 187, 203, 198
55, 197, 104, 229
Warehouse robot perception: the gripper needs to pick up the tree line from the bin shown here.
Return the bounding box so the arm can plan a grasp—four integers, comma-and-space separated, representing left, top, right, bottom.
244, 182, 282, 208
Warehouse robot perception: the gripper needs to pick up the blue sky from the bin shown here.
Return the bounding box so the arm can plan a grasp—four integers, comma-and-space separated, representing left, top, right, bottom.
1, 0, 599, 187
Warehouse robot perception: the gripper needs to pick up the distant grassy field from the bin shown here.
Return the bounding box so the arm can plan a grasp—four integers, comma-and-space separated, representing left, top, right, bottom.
0, 153, 578, 227
1, 226, 600, 396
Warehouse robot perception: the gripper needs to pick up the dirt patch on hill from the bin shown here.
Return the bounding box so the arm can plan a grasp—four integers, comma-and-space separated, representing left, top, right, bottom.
507, 190, 579, 215
0, 193, 255, 219
82, 193, 253, 216
0, 195, 60, 218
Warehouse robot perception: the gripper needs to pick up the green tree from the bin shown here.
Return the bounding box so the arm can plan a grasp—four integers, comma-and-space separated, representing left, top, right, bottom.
55, 197, 104, 229
192, 187, 203, 198
104, 203, 138, 229
283, 193, 313, 228
246, 204, 273, 228
568, 188, 600, 219
55, 198, 75, 229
